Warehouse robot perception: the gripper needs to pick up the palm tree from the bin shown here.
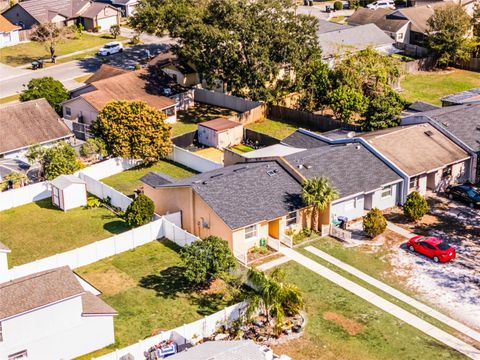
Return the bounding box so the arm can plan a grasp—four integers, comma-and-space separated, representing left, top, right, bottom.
246, 268, 303, 333
302, 176, 339, 231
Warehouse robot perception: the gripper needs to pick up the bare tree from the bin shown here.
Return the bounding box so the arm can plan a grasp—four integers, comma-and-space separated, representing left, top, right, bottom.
31, 23, 74, 62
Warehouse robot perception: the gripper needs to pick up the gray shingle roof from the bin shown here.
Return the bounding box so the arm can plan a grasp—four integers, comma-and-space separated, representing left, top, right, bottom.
149, 162, 304, 230
317, 19, 351, 35
406, 101, 440, 113
318, 23, 395, 58
281, 130, 329, 149
170, 340, 266, 360
141, 172, 174, 187
347, 8, 409, 33
17, 0, 89, 23
419, 104, 480, 152
285, 143, 402, 198
441, 88, 480, 105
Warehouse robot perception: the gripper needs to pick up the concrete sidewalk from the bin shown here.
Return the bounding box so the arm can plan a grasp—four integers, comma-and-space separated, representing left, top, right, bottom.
305, 245, 480, 344
387, 221, 414, 238
280, 245, 480, 360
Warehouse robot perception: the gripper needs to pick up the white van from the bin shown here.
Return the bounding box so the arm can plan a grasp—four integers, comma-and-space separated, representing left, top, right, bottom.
367, 0, 395, 9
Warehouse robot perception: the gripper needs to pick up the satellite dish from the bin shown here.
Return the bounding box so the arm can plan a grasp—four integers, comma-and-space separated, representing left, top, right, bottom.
347, 131, 355, 138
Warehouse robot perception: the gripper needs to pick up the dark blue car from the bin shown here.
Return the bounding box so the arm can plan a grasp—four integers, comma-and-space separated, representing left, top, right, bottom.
446, 184, 480, 208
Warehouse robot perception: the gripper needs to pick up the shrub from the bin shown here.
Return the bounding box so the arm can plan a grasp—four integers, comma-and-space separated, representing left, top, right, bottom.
180, 236, 237, 285
134, 63, 141, 70
348, 0, 360, 8
403, 191, 428, 222
123, 194, 155, 227
110, 24, 120, 39
130, 35, 141, 45
363, 208, 387, 238
80, 138, 107, 159
85, 196, 102, 209
93, 26, 101, 33
334, 1, 343, 10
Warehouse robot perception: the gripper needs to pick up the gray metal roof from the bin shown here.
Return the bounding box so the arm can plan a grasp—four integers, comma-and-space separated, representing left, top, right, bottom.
317, 19, 351, 35
169, 340, 267, 360
418, 104, 480, 152
146, 161, 304, 230
441, 88, 480, 105
285, 143, 402, 198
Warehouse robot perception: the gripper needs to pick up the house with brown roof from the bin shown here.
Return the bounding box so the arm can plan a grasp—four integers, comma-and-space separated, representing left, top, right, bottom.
0, 266, 116, 360
62, 68, 177, 139
360, 123, 472, 196
0, 98, 73, 161
149, 51, 201, 87
198, 118, 243, 148
0, 14, 20, 47
2, 0, 121, 31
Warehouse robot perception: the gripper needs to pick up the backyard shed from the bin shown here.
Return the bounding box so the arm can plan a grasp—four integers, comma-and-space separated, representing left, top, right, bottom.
198, 118, 243, 149
50, 175, 87, 211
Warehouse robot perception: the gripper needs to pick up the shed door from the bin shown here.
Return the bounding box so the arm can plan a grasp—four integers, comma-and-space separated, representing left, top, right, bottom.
52, 187, 60, 207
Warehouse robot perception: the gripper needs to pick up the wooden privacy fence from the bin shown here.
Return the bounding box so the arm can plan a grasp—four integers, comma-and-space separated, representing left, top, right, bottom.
268, 105, 360, 132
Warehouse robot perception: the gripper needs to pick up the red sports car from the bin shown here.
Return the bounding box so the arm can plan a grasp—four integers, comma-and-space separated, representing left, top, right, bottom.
407, 236, 456, 263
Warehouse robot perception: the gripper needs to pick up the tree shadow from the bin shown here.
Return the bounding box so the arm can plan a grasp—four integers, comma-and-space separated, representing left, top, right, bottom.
283, 192, 304, 211
103, 220, 130, 234
192, 293, 229, 316
138, 266, 192, 299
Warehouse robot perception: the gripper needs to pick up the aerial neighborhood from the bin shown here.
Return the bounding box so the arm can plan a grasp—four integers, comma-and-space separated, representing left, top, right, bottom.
0, 0, 479, 359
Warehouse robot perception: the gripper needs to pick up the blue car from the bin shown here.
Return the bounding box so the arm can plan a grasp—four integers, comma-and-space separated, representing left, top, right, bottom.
446, 184, 480, 208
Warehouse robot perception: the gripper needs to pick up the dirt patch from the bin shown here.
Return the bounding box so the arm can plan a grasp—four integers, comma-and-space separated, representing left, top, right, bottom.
200, 278, 229, 296
81, 268, 136, 296
323, 311, 364, 336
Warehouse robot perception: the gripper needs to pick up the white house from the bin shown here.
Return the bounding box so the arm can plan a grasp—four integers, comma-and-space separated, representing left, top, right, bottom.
111, 0, 138, 17
50, 175, 87, 211
0, 99, 74, 162
198, 118, 243, 149
0, 15, 20, 48
0, 266, 117, 360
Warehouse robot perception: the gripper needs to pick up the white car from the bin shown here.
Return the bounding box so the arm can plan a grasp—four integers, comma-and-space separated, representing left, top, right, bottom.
98, 42, 123, 56
367, 0, 395, 9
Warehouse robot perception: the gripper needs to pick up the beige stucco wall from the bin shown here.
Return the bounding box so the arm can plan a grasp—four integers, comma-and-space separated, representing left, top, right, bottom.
62, 98, 98, 125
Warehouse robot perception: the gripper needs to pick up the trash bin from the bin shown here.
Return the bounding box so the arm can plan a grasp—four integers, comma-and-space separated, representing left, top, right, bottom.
337, 216, 348, 230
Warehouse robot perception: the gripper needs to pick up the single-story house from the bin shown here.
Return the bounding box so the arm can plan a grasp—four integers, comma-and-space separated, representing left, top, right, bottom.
198, 118, 243, 149
401, 103, 480, 181
149, 51, 201, 88
360, 123, 472, 195
141, 139, 403, 255
62, 69, 177, 139
0, 266, 117, 360
0, 98, 73, 161
2, 0, 121, 31
317, 23, 398, 67
441, 88, 480, 107
50, 174, 87, 211
0, 14, 20, 47
111, 0, 138, 17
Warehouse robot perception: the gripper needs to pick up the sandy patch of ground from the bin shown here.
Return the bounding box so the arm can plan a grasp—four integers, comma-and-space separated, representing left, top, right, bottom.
323, 311, 364, 335
81, 268, 136, 296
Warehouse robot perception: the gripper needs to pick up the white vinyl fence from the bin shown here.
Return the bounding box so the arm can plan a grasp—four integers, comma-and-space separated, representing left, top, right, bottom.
167, 145, 223, 173
2, 216, 199, 283
92, 301, 248, 360
194, 88, 261, 113
79, 173, 133, 211
0, 158, 140, 211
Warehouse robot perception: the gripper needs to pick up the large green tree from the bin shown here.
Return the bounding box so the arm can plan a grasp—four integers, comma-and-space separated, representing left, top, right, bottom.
92, 101, 172, 164
472, 3, 480, 57
327, 85, 368, 124
362, 89, 404, 131
131, 0, 320, 101
302, 176, 339, 231
246, 268, 303, 333
180, 236, 237, 285
427, 4, 475, 68
19, 77, 69, 114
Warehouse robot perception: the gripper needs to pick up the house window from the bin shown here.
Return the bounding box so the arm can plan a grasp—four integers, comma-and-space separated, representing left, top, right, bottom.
0, 322, 3, 342
409, 177, 418, 189
442, 166, 452, 178
8, 350, 28, 360
345, 199, 356, 211
65, 107, 72, 117
244, 224, 257, 240
381, 185, 393, 198
286, 211, 298, 227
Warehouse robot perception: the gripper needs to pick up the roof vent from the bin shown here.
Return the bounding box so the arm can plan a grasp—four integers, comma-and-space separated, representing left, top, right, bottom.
202, 181, 207, 185
424, 130, 434, 137
356, 145, 361, 150
233, 167, 247, 172
267, 169, 278, 176
298, 164, 303, 169
304, 164, 312, 169
442, 122, 449, 127
210, 173, 223, 179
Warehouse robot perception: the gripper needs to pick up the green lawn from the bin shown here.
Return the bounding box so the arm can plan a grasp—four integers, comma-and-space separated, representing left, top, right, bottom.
246, 118, 299, 140
401, 69, 480, 106
76, 240, 239, 350
0, 34, 125, 66
271, 261, 467, 360
172, 102, 239, 137
0, 198, 130, 266
230, 144, 255, 154
0, 94, 19, 104
102, 159, 196, 196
